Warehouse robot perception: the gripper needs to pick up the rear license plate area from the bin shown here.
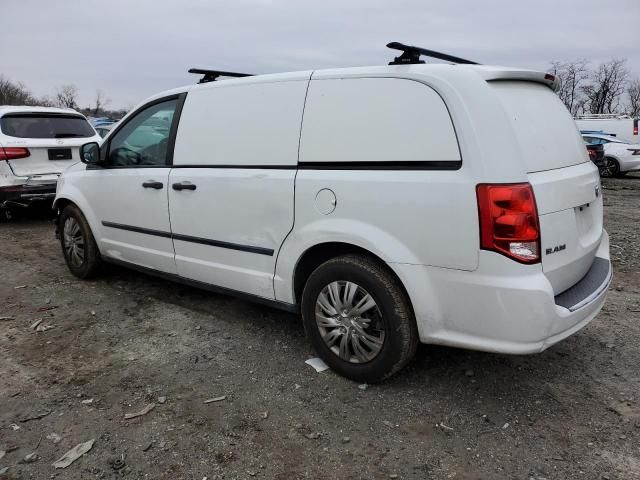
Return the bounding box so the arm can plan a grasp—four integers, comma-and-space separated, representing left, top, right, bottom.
48, 148, 72, 160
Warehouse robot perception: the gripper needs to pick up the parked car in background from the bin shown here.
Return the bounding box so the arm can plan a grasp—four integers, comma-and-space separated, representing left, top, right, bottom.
576, 114, 639, 144
54, 48, 611, 382
0, 106, 101, 221
582, 133, 640, 177
94, 122, 115, 138
585, 142, 605, 172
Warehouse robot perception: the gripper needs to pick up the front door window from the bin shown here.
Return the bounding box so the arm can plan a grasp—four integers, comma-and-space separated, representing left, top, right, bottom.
106, 99, 178, 167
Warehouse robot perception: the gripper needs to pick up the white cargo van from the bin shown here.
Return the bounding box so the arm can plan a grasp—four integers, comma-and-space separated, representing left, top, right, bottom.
54, 43, 611, 382
576, 114, 639, 143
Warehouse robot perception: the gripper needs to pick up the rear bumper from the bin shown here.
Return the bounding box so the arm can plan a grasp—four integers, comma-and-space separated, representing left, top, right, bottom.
0, 183, 57, 208
391, 230, 612, 354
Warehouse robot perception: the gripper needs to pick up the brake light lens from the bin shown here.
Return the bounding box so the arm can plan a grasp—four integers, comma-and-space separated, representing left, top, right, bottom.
0, 147, 30, 160
476, 183, 540, 264
633, 119, 638, 136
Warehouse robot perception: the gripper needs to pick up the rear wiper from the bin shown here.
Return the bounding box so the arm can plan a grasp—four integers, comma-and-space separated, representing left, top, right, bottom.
54, 133, 84, 138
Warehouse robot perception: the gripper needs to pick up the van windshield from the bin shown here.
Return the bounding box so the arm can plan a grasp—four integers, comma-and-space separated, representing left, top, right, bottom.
0, 113, 95, 139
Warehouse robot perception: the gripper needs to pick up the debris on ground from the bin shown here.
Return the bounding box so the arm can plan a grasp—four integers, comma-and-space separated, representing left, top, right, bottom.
14, 285, 26, 289
358, 384, 368, 390
157, 396, 166, 404
437, 422, 454, 432
36, 305, 57, 312
19, 453, 39, 464
304, 432, 321, 440
0, 316, 15, 321
142, 441, 153, 452
35, 323, 54, 332
260, 411, 269, 419
30, 319, 43, 330
341, 437, 351, 443
9, 424, 20, 431
52, 439, 95, 469
203, 396, 226, 404
81, 398, 94, 405
304, 357, 329, 373
46, 433, 62, 444
124, 403, 155, 420
110, 454, 126, 470
382, 420, 395, 428
20, 409, 51, 423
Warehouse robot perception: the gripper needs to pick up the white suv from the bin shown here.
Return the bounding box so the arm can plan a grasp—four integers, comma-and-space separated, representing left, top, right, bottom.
0, 106, 101, 221
54, 45, 612, 382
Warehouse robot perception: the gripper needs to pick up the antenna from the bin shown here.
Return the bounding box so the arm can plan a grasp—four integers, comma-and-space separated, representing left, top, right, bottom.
387, 42, 479, 65
188, 68, 254, 84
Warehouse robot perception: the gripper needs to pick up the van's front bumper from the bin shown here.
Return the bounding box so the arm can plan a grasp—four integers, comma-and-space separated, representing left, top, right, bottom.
391, 230, 612, 354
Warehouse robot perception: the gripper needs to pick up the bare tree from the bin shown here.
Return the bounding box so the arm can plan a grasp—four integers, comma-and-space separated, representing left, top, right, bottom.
93, 89, 111, 115
583, 59, 629, 114
627, 79, 640, 117
0, 76, 37, 105
55, 84, 79, 109
550, 60, 590, 115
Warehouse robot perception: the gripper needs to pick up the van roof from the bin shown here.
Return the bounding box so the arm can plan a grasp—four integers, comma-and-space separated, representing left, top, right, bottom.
137, 63, 559, 117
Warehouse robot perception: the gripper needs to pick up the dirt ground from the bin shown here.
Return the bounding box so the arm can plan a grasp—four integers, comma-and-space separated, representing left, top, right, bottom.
1, 175, 639, 480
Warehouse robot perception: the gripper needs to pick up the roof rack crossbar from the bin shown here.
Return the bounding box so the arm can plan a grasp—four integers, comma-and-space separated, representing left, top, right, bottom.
188, 68, 254, 83
386, 42, 479, 66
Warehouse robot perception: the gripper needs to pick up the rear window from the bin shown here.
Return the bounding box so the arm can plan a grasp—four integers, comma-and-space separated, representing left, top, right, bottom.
0, 113, 95, 139
490, 82, 588, 173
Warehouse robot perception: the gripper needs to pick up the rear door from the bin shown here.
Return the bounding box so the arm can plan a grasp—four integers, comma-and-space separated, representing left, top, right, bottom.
491, 81, 603, 293
0, 113, 96, 177
169, 78, 309, 299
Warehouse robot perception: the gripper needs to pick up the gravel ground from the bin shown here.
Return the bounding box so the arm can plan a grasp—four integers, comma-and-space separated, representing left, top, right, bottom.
1, 174, 639, 480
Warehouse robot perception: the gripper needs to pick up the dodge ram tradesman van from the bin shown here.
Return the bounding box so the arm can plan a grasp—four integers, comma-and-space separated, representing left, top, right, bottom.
54, 43, 611, 382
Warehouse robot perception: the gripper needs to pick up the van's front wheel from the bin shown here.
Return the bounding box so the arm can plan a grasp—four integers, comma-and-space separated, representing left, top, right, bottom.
301, 254, 418, 383
59, 205, 102, 279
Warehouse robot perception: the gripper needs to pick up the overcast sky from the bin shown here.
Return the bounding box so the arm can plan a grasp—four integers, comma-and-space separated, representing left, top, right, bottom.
2, 0, 639, 110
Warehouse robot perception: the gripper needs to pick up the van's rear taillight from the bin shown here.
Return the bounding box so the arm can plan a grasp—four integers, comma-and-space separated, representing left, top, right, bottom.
634, 119, 638, 136
0, 147, 30, 160
476, 183, 540, 264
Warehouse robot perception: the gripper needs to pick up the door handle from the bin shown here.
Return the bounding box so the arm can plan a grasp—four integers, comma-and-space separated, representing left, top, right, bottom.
172, 181, 197, 191
142, 180, 163, 189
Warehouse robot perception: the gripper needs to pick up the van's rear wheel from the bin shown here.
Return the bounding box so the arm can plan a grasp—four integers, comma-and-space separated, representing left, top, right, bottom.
59, 205, 102, 279
301, 254, 418, 383
600, 157, 620, 178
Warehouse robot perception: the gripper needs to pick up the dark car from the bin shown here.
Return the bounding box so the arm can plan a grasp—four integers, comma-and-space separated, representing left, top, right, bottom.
586, 143, 605, 174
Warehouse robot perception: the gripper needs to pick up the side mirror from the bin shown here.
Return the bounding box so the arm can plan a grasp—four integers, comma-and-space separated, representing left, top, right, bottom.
80, 142, 101, 165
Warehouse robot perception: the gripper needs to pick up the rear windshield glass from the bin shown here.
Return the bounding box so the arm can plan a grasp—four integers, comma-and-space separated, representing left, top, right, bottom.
0, 114, 94, 139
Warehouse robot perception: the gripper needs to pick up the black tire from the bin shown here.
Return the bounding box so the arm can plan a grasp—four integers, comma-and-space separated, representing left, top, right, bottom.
0, 208, 13, 223
601, 157, 620, 178
59, 204, 102, 279
301, 254, 418, 383
0, 207, 22, 222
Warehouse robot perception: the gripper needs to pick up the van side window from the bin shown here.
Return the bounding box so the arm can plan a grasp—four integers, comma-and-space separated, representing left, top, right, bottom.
107, 99, 178, 167
299, 78, 461, 165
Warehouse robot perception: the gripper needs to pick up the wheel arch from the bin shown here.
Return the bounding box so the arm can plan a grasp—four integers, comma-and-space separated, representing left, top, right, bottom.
291, 242, 414, 316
